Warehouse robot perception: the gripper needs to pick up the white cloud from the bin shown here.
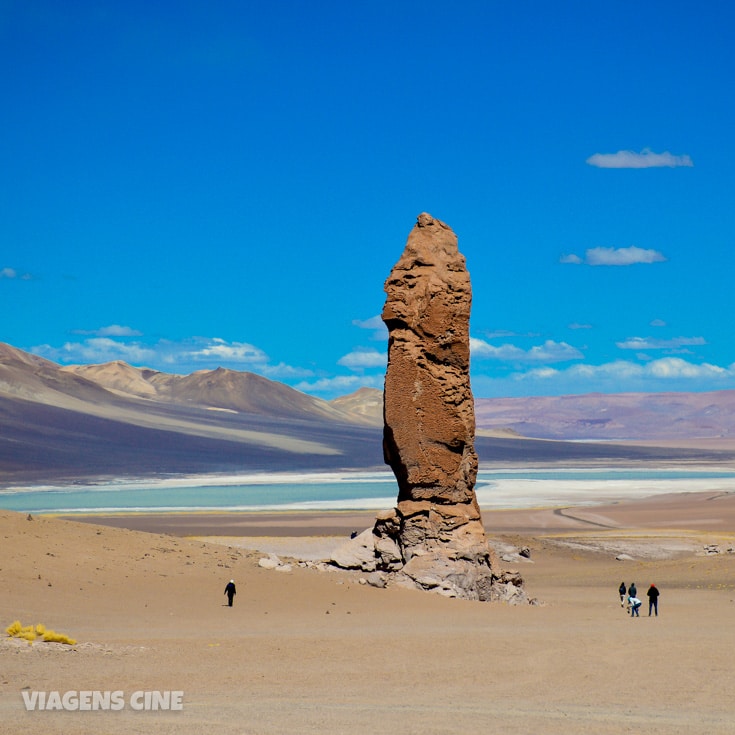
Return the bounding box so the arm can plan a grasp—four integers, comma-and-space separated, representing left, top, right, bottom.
31, 335, 316, 383
294, 374, 384, 395
33, 336, 270, 371
1, 266, 33, 280
470, 338, 583, 363
559, 253, 583, 265
189, 337, 268, 364
650, 319, 667, 327
616, 336, 706, 350
586, 148, 694, 169
96, 325, 142, 337
510, 358, 734, 391
72, 324, 143, 337
259, 362, 314, 380
568, 323, 592, 330
484, 329, 541, 339
587, 246, 666, 266
34, 338, 159, 366
338, 348, 386, 369
353, 315, 388, 341
352, 315, 383, 330
561, 246, 666, 266
647, 357, 728, 379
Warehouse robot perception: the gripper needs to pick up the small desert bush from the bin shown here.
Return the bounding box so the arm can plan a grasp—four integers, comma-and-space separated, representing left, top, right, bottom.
5, 620, 36, 642
5, 620, 76, 645
41, 629, 76, 645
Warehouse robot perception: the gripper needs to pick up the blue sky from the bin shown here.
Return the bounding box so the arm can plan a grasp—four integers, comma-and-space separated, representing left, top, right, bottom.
2, 1, 735, 399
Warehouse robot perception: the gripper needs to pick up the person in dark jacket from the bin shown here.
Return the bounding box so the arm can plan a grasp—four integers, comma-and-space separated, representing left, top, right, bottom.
224, 579, 237, 607
647, 583, 660, 616
626, 582, 637, 614
618, 582, 626, 607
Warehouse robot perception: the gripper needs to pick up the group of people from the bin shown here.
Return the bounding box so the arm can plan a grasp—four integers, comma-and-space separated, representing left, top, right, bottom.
618, 581, 659, 617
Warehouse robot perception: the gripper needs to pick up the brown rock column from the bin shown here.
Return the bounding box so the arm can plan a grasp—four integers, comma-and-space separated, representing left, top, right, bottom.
375, 213, 512, 600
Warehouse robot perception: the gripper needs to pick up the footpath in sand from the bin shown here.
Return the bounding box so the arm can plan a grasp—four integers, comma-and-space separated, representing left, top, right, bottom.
1, 491, 735, 735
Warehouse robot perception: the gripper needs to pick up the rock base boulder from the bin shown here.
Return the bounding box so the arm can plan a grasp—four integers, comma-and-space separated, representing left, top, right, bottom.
330, 511, 529, 603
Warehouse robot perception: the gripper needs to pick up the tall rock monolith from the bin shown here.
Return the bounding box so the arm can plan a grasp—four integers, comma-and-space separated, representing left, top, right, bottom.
372, 213, 524, 601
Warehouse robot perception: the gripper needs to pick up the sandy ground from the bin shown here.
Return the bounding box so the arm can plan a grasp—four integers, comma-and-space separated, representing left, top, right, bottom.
2, 493, 735, 734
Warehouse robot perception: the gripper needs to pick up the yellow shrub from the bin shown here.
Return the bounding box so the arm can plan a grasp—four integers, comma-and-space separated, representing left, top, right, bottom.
6, 620, 75, 645
6, 620, 22, 636
6, 621, 37, 642
42, 629, 77, 645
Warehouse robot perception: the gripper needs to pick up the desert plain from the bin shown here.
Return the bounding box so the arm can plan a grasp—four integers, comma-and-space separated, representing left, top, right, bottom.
2, 479, 735, 735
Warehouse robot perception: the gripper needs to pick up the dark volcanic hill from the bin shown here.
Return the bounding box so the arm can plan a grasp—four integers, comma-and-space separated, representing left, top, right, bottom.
1, 343, 733, 486
0, 343, 382, 484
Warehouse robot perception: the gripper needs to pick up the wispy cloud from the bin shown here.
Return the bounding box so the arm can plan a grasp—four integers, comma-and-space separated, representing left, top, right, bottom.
72, 324, 143, 337
32, 335, 319, 381
616, 336, 706, 351
470, 338, 583, 363
352, 315, 388, 341
650, 319, 667, 327
568, 322, 592, 330
525, 358, 730, 383
259, 362, 314, 380
586, 148, 694, 169
294, 374, 384, 395
1, 266, 33, 280
561, 246, 666, 266
483, 329, 541, 339
33, 336, 269, 371
470, 357, 735, 397
338, 348, 386, 369
34, 338, 159, 366
559, 254, 583, 265
587, 246, 666, 266
189, 337, 268, 364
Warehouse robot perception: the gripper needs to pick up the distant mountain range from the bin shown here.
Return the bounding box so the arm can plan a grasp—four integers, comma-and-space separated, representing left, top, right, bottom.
339, 388, 735, 442
1, 342, 732, 485
475, 391, 735, 442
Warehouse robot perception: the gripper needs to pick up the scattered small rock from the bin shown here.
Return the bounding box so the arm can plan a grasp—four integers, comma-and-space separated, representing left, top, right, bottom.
258, 554, 282, 570
363, 572, 387, 589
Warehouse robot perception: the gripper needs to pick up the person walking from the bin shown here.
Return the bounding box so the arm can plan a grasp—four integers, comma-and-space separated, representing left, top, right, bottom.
618, 582, 626, 607
647, 583, 660, 616
224, 579, 237, 607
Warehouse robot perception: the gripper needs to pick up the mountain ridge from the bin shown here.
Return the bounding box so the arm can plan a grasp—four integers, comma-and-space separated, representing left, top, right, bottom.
1, 342, 734, 485
342, 386, 735, 441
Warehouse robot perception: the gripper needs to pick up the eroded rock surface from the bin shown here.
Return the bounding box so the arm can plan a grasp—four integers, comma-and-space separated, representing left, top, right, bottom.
331, 213, 525, 602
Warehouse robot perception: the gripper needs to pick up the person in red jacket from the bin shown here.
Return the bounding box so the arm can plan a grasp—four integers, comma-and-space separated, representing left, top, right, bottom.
647, 583, 660, 616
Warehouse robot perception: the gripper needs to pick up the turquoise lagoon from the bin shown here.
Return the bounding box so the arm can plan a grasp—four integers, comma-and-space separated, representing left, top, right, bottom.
2, 468, 735, 514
